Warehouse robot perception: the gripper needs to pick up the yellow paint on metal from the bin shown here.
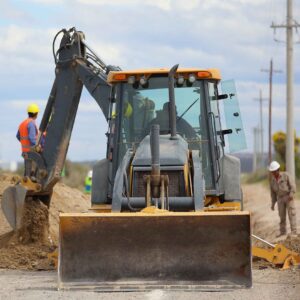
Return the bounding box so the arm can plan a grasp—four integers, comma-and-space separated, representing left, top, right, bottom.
204, 199, 241, 211
252, 244, 300, 269
107, 68, 221, 83
21, 177, 42, 192
183, 162, 190, 197
89, 204, 112, 212
60, 210, 248, 218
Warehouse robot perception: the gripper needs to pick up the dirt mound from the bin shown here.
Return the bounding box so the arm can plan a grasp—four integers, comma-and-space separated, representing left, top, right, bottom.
18, 198, 49, 244
282, 236, 300, 253
0, 197, 53, 270
243, 182, 300, 270
0, 231, 55, 270
243, 182, 300, 243
0, 174, 90, 270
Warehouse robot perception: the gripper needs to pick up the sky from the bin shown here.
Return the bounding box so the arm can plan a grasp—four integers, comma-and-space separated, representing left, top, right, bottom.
0, 0, 299, 162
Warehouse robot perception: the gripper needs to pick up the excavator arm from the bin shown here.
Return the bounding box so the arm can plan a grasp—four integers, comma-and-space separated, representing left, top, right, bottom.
36, 28, 119, 191
2, 27, 118, 229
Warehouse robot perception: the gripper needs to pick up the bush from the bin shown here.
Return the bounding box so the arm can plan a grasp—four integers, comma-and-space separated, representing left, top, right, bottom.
62, 160, 92, 191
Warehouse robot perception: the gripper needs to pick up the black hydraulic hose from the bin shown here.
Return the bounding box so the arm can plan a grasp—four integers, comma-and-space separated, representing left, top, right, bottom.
52, 28, 67, 64
123, 172, 139, 212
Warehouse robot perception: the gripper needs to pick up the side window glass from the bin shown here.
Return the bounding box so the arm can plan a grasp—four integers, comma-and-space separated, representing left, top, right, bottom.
221, 80, 247, 153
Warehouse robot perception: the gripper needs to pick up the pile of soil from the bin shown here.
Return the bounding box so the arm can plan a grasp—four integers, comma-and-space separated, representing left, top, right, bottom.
282, 236, 300, 253
243, 182, 300, 269
243, 183, 300, 243
0, 174, 90, 270
0, 232, 54, 270
18, 198, 49, 244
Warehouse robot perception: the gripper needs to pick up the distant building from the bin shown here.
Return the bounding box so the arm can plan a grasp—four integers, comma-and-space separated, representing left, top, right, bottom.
0, 161, 18, 172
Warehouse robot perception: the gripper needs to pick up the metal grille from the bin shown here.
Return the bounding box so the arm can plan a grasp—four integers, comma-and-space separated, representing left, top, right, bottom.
132, 170, 185, 197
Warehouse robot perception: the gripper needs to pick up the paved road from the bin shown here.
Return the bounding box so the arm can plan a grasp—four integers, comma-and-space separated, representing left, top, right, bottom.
0, 268, 299, 300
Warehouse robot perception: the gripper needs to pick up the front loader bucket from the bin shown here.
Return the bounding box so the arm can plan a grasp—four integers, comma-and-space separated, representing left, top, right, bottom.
1, 185, 27, 230
58, 211, 251, 291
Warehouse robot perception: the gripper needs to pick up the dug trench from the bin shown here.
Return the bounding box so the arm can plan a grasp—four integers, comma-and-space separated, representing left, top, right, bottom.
0, 174, 299, 272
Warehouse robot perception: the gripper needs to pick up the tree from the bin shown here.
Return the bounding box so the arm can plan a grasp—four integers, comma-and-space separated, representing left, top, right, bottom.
272, 131, 300, 178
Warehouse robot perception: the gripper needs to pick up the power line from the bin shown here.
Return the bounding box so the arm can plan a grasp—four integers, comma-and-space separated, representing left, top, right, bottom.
253, 90, 268, 168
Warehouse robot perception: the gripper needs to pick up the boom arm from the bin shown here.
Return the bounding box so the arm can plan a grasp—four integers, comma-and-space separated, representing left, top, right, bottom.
27, 28, 118, 192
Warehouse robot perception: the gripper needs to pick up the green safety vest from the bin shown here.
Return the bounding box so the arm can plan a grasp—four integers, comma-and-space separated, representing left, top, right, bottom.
85, 177, 92, 194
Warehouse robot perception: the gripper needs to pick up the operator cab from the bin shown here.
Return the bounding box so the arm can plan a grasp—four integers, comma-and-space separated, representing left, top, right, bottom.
107, 68, 224, 192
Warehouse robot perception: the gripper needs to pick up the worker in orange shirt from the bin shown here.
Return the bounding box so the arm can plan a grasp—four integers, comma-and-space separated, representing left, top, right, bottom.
16, 103, 39, 177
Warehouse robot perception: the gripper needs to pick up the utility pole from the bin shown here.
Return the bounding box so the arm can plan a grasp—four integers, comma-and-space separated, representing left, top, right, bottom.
271, 0, 300, 178
253, 90, 268, 168
253, 127, 260, 172
261, 59, 282, 164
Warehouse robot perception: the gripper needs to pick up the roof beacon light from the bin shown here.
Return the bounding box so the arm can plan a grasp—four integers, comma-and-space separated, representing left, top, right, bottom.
197, 71, 211, 78
127, 75, 136, 85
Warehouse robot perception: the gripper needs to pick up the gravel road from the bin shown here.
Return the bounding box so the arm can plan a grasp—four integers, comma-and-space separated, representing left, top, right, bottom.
0, 268, 299, 300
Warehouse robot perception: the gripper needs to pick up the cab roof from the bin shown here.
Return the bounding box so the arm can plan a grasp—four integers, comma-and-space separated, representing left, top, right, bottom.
107, 68, 221, 83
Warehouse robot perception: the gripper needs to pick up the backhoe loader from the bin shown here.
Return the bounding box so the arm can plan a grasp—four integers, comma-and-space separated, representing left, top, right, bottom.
2, 27, 251, 290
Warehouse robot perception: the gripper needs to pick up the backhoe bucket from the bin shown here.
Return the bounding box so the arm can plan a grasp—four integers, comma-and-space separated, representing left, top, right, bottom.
58, 211, 251, 291
1, 185, 27, 230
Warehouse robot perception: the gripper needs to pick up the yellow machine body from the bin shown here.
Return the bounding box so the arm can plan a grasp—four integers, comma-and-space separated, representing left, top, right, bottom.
253, 244, 300, 270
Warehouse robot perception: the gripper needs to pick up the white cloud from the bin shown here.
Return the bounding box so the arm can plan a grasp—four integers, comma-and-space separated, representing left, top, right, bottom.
77, 0, 172, 11
28, 0, 64, 4
1, 0, 300, 160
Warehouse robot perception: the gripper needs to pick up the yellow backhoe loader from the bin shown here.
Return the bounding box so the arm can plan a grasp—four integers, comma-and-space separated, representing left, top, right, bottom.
2, 27, 251, 290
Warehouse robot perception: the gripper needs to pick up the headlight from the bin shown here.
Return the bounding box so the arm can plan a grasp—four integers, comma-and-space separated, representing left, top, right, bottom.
139, 76, 147, 86
188, 74, 196, 83
177, 75, 185, 85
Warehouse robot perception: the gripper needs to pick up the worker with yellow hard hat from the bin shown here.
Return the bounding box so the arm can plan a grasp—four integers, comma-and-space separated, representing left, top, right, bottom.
16, 103, 40, 176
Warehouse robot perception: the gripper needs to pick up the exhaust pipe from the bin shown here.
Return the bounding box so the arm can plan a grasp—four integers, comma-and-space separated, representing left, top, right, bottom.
168, 64, 179, 140
150, 124, 160, 198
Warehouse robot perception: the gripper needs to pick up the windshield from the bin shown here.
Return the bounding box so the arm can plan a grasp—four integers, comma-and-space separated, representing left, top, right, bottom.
115, 76, 215, 189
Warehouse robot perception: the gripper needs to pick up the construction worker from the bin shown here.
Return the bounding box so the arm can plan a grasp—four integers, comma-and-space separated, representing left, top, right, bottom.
16, 103, 39, 176
85, 170, 93, 194
269, 161, 297, 237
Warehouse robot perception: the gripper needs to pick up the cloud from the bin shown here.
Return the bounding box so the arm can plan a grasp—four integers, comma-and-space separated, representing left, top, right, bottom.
28, 0, 64, 4
1, 0, 300, 161
77, 0, 172, 11
0, 1, 31, 21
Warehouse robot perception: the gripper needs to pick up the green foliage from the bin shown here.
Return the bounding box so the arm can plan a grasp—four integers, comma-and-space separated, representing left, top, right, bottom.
244, 168, 268, 184
272, 131, 300, 178
62, 160, 92, 191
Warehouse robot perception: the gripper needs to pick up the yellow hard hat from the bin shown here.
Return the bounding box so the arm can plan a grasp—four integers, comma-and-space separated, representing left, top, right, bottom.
27, 103, 40, 114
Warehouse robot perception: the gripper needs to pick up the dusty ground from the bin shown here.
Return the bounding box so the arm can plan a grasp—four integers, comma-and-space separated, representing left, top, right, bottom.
0, 175, 299, 299
0, 269, 299, 300
243, 183, 300, 247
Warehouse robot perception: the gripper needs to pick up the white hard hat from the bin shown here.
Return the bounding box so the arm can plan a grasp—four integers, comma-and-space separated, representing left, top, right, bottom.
88, 170, 93, 178
268, 161, 280, 172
